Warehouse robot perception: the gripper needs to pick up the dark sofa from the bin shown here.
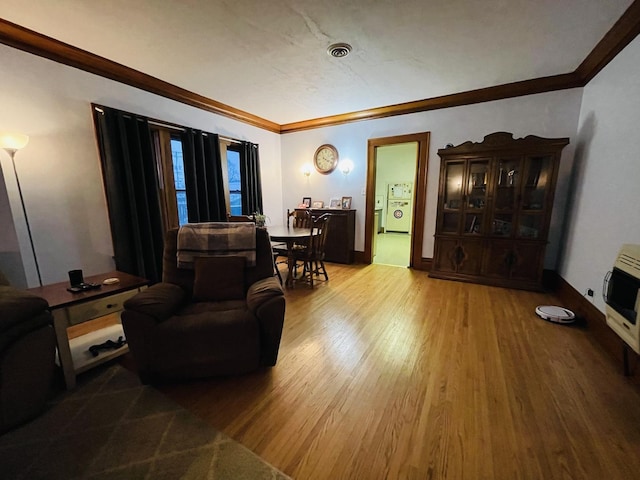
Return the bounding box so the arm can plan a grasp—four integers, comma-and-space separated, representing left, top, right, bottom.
122, 226, 286, 383
0, 270, 56, 433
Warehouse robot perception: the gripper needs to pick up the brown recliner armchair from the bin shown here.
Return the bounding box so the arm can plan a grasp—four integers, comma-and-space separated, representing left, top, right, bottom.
0, 270, 56, 433
121, 226, 286, 384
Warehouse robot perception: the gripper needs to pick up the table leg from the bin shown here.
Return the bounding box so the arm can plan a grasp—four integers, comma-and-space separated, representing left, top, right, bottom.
286, 239, 296, 288
52, 310, 76, 389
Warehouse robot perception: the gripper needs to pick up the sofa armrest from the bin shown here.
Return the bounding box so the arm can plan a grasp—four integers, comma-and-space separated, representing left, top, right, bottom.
246, 277, 284, 314
123, 282, 186, 322
247, 277, 285, 366
0, 286, 50, 333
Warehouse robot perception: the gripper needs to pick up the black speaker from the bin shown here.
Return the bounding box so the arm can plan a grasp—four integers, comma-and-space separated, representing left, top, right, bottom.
68, 269, 84, 287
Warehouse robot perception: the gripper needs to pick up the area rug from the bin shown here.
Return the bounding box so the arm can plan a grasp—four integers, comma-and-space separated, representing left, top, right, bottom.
0, 363, 291, 480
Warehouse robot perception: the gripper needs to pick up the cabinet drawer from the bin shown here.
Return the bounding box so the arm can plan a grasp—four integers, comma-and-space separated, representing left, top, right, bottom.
66, 289, 139, 325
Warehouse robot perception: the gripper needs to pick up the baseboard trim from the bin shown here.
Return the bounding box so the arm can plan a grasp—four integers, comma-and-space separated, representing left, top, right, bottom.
550, 270, 638, 373
414, 257, 432, 272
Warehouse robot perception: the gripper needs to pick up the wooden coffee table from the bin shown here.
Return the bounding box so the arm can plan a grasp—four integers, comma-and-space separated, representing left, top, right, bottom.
28, 271, 148, 388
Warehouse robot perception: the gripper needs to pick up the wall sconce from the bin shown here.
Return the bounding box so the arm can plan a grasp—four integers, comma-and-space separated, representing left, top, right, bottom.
301, 163, 312, 177
0, 132, 42, 286
339, 159, 353, 176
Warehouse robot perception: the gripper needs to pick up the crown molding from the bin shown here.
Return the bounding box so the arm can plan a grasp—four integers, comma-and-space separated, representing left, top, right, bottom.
279, 72, 582, 133
1, 1, 639, 134
574, 0, 640, 84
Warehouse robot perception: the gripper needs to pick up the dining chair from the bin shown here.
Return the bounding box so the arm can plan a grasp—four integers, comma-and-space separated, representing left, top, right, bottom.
228, 213, 283, 285
272, 233, 288, 285
292, 209, 312, 228
292, 213, 332, 287
283, 209, 312, 277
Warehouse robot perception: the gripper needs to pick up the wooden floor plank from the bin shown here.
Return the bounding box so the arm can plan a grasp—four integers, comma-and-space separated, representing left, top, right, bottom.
152, 263, 640, 480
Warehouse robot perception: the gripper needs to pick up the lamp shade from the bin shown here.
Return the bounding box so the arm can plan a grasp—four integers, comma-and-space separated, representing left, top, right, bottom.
0, 132, 29, 151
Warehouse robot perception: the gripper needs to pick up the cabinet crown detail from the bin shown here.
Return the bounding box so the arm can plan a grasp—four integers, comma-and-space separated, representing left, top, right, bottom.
440, 132, 569, 154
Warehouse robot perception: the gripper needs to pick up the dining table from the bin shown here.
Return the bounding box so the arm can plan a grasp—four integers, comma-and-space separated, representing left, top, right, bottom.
267, 225, 315, 288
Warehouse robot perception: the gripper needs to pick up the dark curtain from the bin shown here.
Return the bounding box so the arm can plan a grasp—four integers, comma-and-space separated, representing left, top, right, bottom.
93, 106, 164, 283
239, 141, 264, 215
181, 129, 227, 222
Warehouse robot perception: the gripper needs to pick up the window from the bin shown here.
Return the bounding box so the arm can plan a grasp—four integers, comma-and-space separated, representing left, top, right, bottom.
151, 127, 249, 230
170, 137, 188, 226
152, 128, 180, 231
226, 146, 243, 216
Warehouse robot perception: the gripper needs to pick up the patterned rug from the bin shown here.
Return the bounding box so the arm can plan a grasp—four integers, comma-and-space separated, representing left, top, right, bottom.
0, 363, 291, 480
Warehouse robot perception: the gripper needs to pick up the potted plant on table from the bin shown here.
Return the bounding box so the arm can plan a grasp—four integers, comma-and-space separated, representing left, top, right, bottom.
253, 212, 269, 227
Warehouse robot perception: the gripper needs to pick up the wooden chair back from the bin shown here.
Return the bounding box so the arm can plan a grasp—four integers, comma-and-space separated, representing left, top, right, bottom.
291, 213, 332, 287
292, 209, 311, 228
307, 213, 331, 259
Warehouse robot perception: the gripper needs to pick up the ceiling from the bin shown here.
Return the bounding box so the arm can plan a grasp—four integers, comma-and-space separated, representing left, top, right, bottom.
0, 0, 635, 126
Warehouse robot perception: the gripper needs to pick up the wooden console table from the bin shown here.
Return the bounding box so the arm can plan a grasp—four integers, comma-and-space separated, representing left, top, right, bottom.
295, 208, 356, 263
28, 271, 148, 388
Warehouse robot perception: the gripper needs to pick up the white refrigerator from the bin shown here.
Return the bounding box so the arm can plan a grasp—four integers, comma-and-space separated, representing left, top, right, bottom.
385, 182, 413, 233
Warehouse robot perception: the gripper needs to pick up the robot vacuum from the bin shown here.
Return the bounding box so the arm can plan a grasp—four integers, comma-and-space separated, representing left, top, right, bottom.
535, 305, 576, 325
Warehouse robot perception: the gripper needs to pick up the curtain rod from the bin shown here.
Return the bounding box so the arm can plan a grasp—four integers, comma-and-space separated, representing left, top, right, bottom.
94, 105, 242, 144
144, 120, 242, 144
148, 119, 242, 144
219, 136, 242, 145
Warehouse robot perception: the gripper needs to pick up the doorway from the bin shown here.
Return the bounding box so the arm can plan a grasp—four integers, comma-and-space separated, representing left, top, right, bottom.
373, 143, 417, 266
364, 133, 429, 269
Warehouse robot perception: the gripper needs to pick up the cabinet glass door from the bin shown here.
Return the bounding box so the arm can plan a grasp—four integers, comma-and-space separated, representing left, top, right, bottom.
463, 159, 489, 235
444, 162, 464, 209
521, 155, 551, 210
441, 161, 464, 234
491, 157, 522, 236
517, 214, 543, 239
517, 155, 552, 239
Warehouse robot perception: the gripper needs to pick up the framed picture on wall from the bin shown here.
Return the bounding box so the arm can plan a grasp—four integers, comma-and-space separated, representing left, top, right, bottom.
341, 196, 352, 209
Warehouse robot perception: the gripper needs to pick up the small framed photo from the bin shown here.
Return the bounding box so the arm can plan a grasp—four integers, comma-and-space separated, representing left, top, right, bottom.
341, 196, 352, 209
302, 197, 311, 208
312, 200, 324, 208
329, 197, 341, 208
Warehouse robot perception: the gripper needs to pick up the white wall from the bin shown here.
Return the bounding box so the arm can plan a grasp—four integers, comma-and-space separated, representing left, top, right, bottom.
0, 44, 282, 287
281, 90, 583, 263
558, 35, 640, 313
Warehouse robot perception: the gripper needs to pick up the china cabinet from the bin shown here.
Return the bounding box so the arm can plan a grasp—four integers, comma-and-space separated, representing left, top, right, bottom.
430, 132, 569, 290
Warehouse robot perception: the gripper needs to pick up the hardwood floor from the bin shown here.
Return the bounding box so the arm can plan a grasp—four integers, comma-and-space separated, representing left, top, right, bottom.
154, 263, 640, 480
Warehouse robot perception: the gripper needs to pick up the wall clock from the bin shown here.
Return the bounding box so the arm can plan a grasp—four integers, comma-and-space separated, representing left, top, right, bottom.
313, 144, 339, 174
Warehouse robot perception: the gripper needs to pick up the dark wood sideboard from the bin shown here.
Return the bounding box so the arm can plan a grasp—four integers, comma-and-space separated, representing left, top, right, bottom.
296, 208, 356, 264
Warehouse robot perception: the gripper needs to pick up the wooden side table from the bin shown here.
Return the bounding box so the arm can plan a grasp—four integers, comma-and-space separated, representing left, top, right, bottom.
28, 271, 148, 389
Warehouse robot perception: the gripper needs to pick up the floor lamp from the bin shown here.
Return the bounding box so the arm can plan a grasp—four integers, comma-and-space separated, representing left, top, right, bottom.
0, 132, 42, 286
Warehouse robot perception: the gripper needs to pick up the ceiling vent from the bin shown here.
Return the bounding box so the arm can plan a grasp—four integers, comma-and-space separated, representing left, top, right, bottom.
327, 43, 352, 58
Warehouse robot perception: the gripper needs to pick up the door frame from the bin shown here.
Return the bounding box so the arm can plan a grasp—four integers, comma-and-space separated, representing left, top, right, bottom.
364, 132, 430, 269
